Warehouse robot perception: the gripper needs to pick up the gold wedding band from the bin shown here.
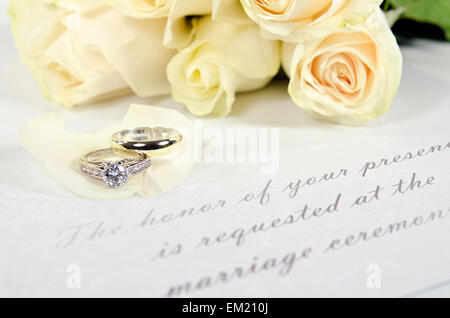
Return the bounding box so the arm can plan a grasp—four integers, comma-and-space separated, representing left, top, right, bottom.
111, 127, 182, 157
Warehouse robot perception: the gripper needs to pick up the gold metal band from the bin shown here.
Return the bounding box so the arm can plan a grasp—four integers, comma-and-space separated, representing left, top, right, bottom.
110, 127, 182, 157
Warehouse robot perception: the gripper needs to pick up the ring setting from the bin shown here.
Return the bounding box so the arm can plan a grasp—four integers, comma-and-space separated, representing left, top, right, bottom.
80, 149, 151, 188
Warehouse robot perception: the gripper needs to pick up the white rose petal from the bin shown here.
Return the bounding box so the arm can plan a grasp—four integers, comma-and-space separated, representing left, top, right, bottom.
282, 9, 403, 124
163, 0, 213, 49
212, 0, 253, 25
108, 0, 214, 49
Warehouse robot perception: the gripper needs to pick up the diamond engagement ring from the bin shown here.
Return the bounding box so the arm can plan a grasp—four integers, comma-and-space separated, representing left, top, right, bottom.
79, 148, 151, 188
111, 127, 182, 156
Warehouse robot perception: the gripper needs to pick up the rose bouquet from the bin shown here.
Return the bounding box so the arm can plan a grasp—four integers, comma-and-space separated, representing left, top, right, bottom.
9, 0, 404, 124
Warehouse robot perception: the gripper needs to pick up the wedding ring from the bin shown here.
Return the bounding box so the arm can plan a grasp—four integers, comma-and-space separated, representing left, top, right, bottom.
79, 148, 151, 188
111, 127, 182, 156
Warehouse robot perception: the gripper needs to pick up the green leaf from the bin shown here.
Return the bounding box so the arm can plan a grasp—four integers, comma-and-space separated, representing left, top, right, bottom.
390, 0, 450, 40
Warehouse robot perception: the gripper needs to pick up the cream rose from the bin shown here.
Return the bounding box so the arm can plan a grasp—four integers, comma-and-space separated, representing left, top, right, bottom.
240, 0, 383, 42
9, 0, 175, 108
167, 15, 280, 116
282, 9, 402, 124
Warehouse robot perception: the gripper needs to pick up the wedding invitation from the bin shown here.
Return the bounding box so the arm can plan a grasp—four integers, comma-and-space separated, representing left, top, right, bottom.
0, 20, 449, 297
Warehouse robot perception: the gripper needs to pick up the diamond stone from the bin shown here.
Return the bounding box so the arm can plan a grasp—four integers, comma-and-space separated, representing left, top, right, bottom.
102, 163, 128, 188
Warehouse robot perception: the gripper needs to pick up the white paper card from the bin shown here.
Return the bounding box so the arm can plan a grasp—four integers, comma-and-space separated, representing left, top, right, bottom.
0, 17, 449, 297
